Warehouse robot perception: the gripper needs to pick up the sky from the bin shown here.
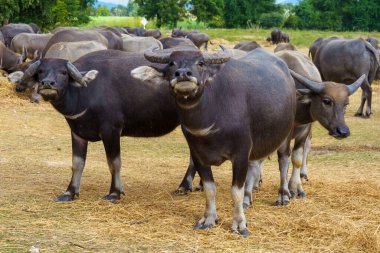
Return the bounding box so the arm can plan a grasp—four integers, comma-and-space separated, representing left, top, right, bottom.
99, 0, 129, 6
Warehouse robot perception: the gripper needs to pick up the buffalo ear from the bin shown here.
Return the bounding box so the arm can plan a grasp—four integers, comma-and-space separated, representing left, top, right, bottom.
131, 66, 165, 87
296, 89, 312, 104
71, 70, 98, 88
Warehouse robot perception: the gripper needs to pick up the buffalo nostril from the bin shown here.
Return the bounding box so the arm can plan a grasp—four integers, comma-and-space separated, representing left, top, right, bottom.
50, 81, 55, 86
175, 71, 180, 77
337, 126, 350, 137
186, 71, 192, 76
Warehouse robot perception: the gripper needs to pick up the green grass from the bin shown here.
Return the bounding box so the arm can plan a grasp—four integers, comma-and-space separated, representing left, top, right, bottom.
79, 16, 380, 48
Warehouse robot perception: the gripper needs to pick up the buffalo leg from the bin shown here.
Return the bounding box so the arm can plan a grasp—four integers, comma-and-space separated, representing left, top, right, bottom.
175, 157, 196, 195
356, 79, 372, 117
56, 131, 88, 202
364, 79, 372, 117
300, 131, 312, 183
243, 159, 263, 209
101, 131, 124, 202
276, 137, 292, 206
231, 156, 249, 237
193, 160, 218, 230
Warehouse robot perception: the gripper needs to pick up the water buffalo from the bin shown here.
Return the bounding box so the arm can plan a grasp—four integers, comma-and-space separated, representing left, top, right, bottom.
0, 41, 26, 72
274, 43, 296, 53
171, 28, 209, 50
52, 27, 80, 34
125, 27, 146, 36
270, 29, 290, 44
121, 36, 162, 52
143, 29, 162, 39
132, 48, 296, 236
12, 49, 198, 203
308, 36, 339, 60
90, 28, 123, 51
0, 24, 34, 47
41, 30, 109, 57
159, 37, 196, 49
313, 38, 379, 117
44, 41, 107, 62
11, 33, 53, 59
366, 37, 378, 49
233, 40, 261, 52
281, 32, 290, 43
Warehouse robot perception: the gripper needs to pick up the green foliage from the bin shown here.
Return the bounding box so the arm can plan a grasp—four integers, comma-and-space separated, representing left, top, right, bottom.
190, 0, 224, 26
81, 16, 156, 29
259, 12, 284, 28
97, 6, 111, 16
292, 0, 380, 31
135, 0, 186, 28
223, 0, 280, 28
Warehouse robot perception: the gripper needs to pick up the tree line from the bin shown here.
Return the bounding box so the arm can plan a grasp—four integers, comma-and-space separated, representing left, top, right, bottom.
1, 0, 379, 31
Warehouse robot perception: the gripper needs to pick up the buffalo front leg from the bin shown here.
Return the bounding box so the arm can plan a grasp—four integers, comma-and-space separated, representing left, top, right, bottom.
231, 157, 249, 237
56, 132, 88, 202
193, 159, 218, 230
175, 156, 196, 195
243, 159, 263, 209
300, 130, 312, 183
288, 147, 306, 198
101, 131, 124, 202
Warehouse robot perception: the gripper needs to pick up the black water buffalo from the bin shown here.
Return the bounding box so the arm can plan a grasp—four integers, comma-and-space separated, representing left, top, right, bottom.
0, 24, 34, 47
159, 37, 196, 49
41, 30, 109, 57
0, 41, 26, 72
313, 38, 379, 117
13, 49, 199, 203
132, 48, 296, 236
171, 28, 209, 50
270, 28, 284, 44
308, 36, 339, 60
233, 40, 261, 52
274, 43, 296, 52
281, 32, 290, 43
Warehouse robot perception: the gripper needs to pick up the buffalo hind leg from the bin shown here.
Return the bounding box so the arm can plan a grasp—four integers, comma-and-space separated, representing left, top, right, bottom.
56, 132, 88, 202
193, 160, 218, 230
101, 131, 124, 202
243, 159, 263, 209
355, 79, 372, 117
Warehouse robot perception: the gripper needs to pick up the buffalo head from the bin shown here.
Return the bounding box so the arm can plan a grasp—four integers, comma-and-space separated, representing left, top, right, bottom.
131, 48, 230, 106
291, 70, 365, 139
9, 58, 98, 101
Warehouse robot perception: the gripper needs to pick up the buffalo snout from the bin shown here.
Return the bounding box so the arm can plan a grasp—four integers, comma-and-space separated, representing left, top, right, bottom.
41, 79, 56, 88
330, 126, 350, 139
175, 68, 193, 80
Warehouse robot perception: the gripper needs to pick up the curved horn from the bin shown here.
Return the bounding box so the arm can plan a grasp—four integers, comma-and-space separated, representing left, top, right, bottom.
67, 62, 86, 86
144, 49, 171, 64
347, 74, 366, 96
219, 45, 228, 51
22, 60, 41, 81
289, 69, 324, 93
203, 51, 231, 64
21, 46, 27, 62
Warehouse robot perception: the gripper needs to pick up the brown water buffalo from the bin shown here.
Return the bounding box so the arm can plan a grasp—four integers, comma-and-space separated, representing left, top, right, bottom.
11, 33, 53, 59
121, 36, 162, 52
233, 40, 261, 52
143, 29, 162, 39
0, 41, 26, 72
44, 41, 107, 62
132, 48, 296, 236
274, 43, 296, 52
51, 27, 80, 34
159, 37, 196, 49
0, 24, 34, 47
313, 38, 379, 117
171, 28, 209, 50
308, 36, 339, 60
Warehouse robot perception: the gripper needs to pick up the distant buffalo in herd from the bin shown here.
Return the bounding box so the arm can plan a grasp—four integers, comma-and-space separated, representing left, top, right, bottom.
2, 22, 380, 237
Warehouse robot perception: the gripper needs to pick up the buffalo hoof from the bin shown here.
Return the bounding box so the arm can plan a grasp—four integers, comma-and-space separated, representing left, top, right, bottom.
194, 223, 213, 230
174, 186, 191, 196
300, 173, 309, 182
194, 185, 203, 192
55, 194, 74, 202
297, 191, 306, 198
234, 228, 250, 238
101, 193, 121, 203
276, 194, 290, 206
243, 202, 251, 209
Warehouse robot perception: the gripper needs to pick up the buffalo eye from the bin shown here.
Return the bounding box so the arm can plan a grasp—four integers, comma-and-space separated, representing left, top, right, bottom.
197, 61, 205, 67
38, 69, 43, 74
168, 61, 175, 67
322, 98, 333, 106
61, 70, 67, 75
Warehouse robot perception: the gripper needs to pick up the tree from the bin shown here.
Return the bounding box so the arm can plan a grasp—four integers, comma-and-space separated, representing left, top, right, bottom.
190, 0, 224, 26
97, 6, 111, 16
135, 0, 187, 27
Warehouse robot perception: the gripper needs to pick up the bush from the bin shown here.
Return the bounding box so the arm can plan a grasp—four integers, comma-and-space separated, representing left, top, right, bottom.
208, 15, 225, 28
259, 12, 284, 29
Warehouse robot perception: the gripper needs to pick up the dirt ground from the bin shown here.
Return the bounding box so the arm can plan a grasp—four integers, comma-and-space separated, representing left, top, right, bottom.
0, 44, 379, 252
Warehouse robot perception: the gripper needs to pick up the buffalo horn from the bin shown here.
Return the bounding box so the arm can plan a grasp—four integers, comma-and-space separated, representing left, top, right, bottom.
21, 46, 27, 62
22, 60, 41, 81
67, 62, 86, 86
347, 74, 366, 96
144, 49, 171, 64
289, 69, 324, 93
219, 45, 228, 51
203, 51, 231, 64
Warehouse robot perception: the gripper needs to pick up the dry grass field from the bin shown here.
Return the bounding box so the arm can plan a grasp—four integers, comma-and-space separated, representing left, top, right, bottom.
0, 43, 379, 252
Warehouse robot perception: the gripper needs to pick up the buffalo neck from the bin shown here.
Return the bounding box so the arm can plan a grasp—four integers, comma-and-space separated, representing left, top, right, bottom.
51, 86, 87, 117
295, 98, 314, 125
